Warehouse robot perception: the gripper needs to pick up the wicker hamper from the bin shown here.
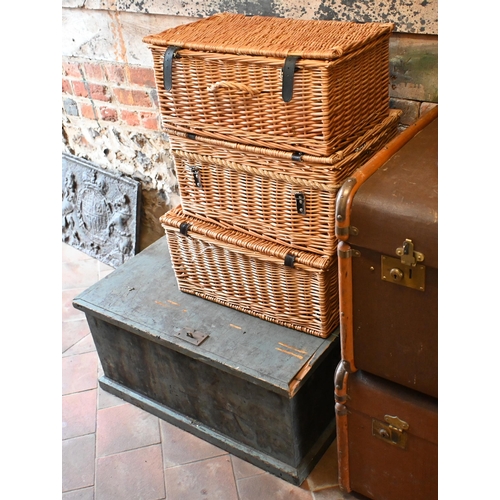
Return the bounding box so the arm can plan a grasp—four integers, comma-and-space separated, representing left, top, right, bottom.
143, 13, 394, 156
160, 206, 339, 338
167, 110, 401, 256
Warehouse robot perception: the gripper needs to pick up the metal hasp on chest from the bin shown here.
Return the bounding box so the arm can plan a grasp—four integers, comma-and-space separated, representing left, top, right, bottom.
73, 237, 341, 485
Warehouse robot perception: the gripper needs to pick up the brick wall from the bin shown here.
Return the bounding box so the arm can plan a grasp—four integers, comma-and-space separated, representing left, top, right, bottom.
62, 61, 160, 132
62, 56, 182, 250
62, 2, 437, 250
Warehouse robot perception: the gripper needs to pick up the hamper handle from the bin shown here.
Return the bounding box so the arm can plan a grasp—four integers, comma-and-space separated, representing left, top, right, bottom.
207, 81, 261, 96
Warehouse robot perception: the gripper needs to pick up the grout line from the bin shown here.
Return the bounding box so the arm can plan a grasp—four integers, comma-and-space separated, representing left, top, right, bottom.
229, 455, 242, 500
161, 450, 230, 470
158, 413, 169, 500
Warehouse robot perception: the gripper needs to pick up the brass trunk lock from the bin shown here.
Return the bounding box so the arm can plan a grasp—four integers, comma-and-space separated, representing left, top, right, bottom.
372, 414, 410, 449
396, 239, 424, 266
381, 239, 426, 291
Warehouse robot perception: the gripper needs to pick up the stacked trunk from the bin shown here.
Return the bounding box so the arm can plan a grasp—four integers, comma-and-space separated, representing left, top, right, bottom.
143, 13, 400, 338
334, 108, 438, 500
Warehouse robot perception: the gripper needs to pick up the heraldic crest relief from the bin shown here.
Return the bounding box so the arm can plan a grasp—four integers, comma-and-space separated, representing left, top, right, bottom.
62, 153, 141, 268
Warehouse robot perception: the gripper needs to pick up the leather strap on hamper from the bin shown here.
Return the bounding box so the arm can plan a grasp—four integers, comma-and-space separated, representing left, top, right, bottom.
284, 254, 296, 267
163, 46, 181, 91
282, 56, 300, 102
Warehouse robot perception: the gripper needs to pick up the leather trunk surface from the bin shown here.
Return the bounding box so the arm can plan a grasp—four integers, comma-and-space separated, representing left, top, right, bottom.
344, 370, 438, 500
349, 117, 438, 398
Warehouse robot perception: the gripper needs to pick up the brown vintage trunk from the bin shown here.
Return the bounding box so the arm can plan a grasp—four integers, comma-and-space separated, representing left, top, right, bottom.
336, 108, 438, 398
335, 364, 438, 500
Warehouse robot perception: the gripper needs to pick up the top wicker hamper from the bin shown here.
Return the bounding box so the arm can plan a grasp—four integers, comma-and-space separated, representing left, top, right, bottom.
143, 13, 394, 157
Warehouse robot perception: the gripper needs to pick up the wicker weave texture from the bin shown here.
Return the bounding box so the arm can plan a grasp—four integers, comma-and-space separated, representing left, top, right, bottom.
143, 13, 393, 59
168, 110, 400, 256
161, 206, 339, 338
144, 14, 393, 156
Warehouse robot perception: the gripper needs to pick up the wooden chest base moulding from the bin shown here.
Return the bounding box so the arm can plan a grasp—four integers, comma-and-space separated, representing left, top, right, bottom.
73, 237, 341, 485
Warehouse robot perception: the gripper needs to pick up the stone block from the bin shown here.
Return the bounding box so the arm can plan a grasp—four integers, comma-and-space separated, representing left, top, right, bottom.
118, 11, 196, 66
390, 98, 420, 126
63, 98, 79, 116
389, 34, 438, 103
62, 8, 119, 62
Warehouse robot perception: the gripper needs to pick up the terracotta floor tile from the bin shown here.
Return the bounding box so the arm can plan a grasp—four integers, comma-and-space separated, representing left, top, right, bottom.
62, 242, 93, 263
98, 261, 114, 279
160, 420, 227, 467
97, 385, 127, 410
96, 402, 161, 457
62, 260, 100, 290
95, 444, 165, 500
236, 472, 313, 500
62, 434, 96, 493
304, 439, 339, 491
164, 455, 238, 500
63, 288, 88, 322
230, 455, 267, 480
63, 389, 97, 440
62, 351, 98, 396
64, 333, 96, 357
62, 319, 91, 353
62, 486, 95, 500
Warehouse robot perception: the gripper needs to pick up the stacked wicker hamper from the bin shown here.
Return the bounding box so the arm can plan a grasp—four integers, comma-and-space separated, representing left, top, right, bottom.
143, 13, 400, 339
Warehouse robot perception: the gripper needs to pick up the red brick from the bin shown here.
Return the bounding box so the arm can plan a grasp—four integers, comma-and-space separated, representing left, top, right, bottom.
120, 110, 140, 127
114, 88, 152, 107
105, 64, 126, 85
129, 67, 156, 88
62, 79, 72, 94
80, 103, 96, 120
73, 81, 89, 98
63, 62, 81, 78
140, 111, 159, 130
100, 107, 118, 121
83, 62, 105, 81
89, 83, 111, 102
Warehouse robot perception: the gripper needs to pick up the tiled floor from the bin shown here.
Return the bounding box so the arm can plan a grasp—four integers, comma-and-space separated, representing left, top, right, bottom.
62, 241, 366, 500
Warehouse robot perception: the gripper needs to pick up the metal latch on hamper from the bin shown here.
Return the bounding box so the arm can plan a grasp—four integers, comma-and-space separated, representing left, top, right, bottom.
295, 193, 306, 214
381, 239, 426, 291
372, 415, 409, 449
191, 167, 202, 188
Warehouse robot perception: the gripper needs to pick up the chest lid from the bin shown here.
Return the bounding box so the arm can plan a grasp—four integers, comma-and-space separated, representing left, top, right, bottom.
349, 116, 438, 268
73, 237, 338, 397
143, 13, 393, 61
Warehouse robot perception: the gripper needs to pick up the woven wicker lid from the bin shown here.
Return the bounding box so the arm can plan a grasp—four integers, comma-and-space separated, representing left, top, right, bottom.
143, 13, 393, 60
160, 206, 334, 269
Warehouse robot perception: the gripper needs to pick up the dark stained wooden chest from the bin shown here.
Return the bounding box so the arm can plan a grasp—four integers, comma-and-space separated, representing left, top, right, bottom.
73, 236, 340, 485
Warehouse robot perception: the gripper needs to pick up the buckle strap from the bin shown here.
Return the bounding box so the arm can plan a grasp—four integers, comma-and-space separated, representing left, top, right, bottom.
282, 55, 300, 102
163, 46, 181, 91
